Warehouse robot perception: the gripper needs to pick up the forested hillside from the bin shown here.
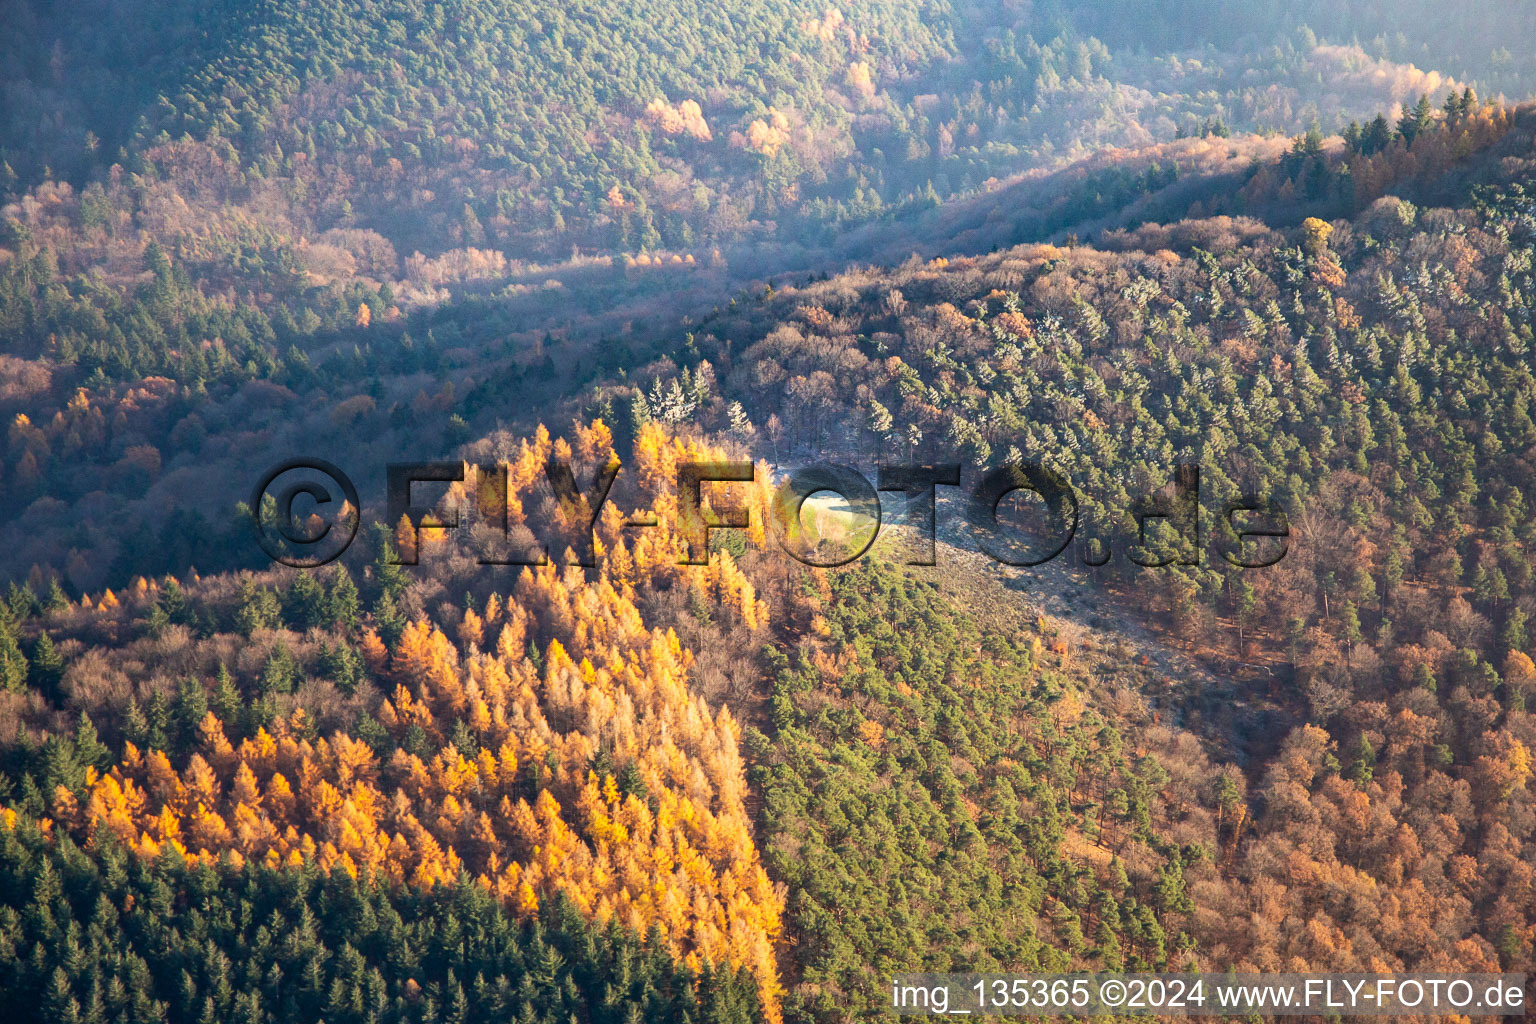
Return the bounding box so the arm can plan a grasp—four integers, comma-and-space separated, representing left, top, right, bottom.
755, 563, 1215, 1017
676, 98, 1536, 986
6, 0, 1533, 268
1, 1, 1535, 1021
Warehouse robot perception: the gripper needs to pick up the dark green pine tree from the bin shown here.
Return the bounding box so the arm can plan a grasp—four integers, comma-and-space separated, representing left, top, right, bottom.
1397, 94, 1435, 145
5, 581, 36, 621
28, 630, 63, 694
173, 678, 210, 750
371, 524, 409, 602
160, 577, 193, 625
233, 580, 282, 637
0, 622, 28, 692
45, 967, 81, 1024
1362, 113, 1393, 155
259, 642, 300, 697
284, 573, 326, 632
325, 568, 361, 633
211, 664, 241, 725
1346, 734, 1376, 785
44, 579, 70, 613
144, 691, 172, 751
73, 712, 110, 773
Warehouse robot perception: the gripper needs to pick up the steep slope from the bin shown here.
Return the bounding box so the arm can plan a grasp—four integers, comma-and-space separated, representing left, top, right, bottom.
2, 422, 792, 1018
8, 0, 1528, 266
652, 105, 1536, 980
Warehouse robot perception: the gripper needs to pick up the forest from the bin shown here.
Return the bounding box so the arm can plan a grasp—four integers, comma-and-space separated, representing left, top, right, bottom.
2, 0, 1536, 1021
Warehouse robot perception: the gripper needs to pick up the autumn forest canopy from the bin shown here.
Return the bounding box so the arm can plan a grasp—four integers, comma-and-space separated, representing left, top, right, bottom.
2, 1, 1536, 1021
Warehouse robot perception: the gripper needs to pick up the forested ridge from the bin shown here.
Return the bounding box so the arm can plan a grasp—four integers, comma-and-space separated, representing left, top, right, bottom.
2, 1, 1536, 1021
671, 96, 1536, 989
6, 0, 1533, 271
